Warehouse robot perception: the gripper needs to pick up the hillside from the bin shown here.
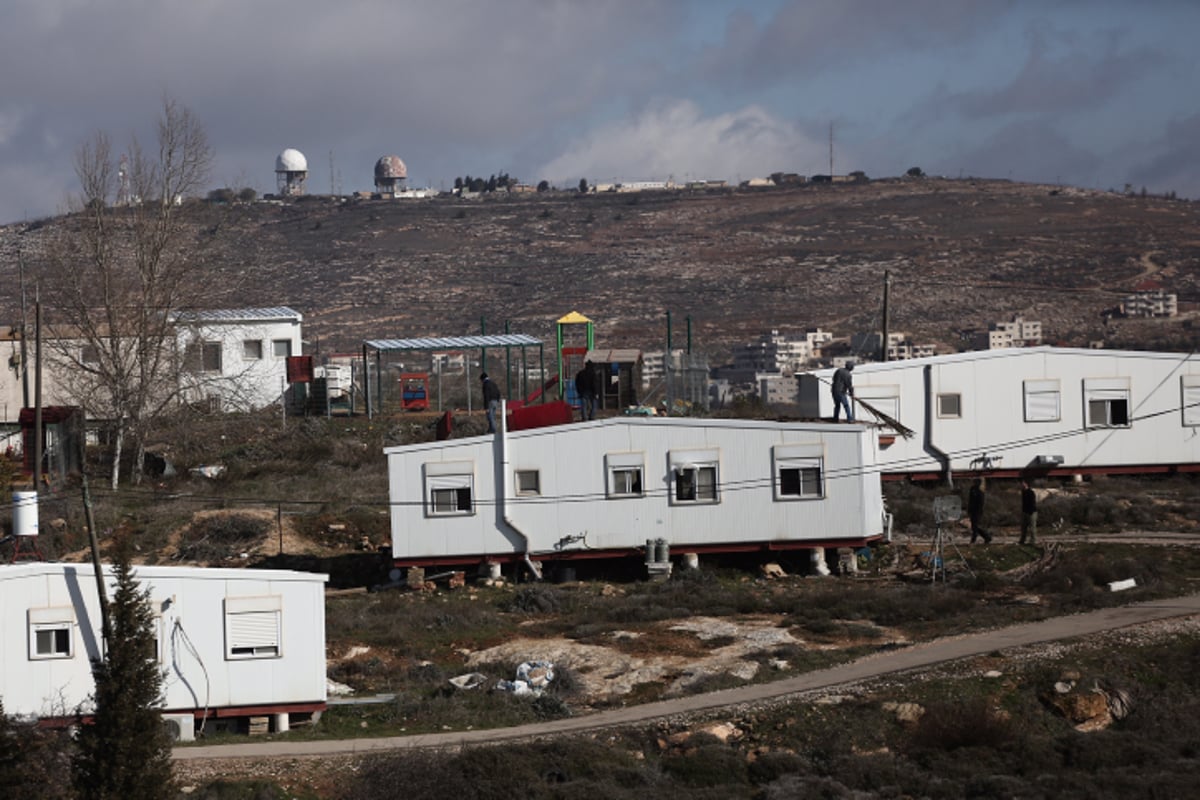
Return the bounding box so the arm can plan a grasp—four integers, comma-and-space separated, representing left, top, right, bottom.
3, 178, 1199, 361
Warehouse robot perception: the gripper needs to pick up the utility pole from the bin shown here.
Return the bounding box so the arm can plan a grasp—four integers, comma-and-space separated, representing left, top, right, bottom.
881, 270, 891, 362
18, 248, 29, 408
34, 294, 43, 489
80, 432, 111, 645
829, 122, 834, 179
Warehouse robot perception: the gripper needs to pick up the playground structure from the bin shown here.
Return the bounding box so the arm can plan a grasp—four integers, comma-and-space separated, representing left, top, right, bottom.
361, 334, 546, 419
349, 311, 660, 425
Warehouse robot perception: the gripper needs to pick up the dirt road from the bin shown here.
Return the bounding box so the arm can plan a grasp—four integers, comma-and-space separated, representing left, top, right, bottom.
174, 592, 1200, 762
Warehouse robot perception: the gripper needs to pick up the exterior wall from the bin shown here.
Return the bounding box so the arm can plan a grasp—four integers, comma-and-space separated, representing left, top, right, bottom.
798, 347, 1200, 476
0, 564, 327, 720
385, 416, 884, 565
176, 313, 302, 411
0, 311, 302, 424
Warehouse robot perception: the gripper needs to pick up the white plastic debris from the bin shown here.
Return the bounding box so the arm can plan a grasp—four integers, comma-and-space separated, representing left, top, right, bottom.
495, 660, 555, 697
448, 672, 488, 690
1107, 578, 1137, 592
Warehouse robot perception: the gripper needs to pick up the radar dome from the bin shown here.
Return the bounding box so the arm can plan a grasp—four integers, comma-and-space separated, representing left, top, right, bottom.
276, 148, 308, 172
375, 155, 408, 180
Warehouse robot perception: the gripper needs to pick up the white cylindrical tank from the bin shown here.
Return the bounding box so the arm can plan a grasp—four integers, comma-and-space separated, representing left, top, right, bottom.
13, 491, 38, 537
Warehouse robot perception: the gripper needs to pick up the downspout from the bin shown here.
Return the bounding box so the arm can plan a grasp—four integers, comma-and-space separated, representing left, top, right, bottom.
499, 399, 542, 580
923, 364, 953, 487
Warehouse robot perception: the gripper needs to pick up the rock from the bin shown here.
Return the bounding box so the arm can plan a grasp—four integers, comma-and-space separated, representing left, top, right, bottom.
984, 670, 1003, 679
883, 701, 926, 725
760, 562, 787, 579
696, 721, 743, 743
1054, 680, 1076, 694
1047, 689, 1112, 731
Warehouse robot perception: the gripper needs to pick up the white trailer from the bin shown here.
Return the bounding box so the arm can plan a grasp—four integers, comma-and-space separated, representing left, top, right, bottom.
798, 347, 1200, 479
385, 415, 885, 570
0, 563, 327, 739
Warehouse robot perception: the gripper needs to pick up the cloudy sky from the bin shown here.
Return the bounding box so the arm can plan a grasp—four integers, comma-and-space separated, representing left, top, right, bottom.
1, 0, 1197, 223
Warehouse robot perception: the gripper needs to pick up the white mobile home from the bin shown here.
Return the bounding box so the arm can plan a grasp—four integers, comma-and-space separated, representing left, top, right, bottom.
0, 563, 327, 738
385, 415, 885, 570
798, 347, 1200, 479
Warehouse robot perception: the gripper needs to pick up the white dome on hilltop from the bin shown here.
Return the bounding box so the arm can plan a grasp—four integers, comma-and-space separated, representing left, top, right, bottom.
275, 148, 308, 172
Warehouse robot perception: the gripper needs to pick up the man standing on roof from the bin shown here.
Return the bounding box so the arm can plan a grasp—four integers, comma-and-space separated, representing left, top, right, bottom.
481, 372, 502, 433
832, 362, 855, 422
575, 360, 597, 421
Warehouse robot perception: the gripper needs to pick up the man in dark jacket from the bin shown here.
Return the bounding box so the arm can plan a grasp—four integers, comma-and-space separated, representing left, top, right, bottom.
832, 362, 855, 422
967, 479, 991, 544
575, 360, 597, 421
481, 372, 502, 433
1020, 480, 1038, 545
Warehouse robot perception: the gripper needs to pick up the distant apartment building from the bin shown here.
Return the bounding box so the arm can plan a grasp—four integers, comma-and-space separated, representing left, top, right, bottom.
1122, 282, 1178, 318
732, 329, 829, 375
641, 349, 682, 388
850, 331, 936, 361
971, 316, 1043, 350
759, 373, 800, 406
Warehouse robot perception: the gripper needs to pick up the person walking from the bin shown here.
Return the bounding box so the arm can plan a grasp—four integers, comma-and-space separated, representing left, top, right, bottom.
1019, 479, 1038, 545
575, 360, 597, 421
832, 362, 855, 422
480, 372, 502, 433
967, 478, 991, 544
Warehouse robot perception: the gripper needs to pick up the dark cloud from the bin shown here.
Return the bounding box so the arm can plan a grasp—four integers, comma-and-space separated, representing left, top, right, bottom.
693, 0, 1012, 90
1129, 112, 1200, 198
948, 28, 1165, 118
929, 118, 1102, 187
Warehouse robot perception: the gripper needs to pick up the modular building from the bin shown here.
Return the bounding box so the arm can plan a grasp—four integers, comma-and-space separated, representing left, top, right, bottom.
797, 347, 1200, 480
0, 563, 327, 739
385, 415, 886, 571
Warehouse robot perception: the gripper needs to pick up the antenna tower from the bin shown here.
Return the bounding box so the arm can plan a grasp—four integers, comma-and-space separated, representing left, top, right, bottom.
116, 154, 131, 206
828, 123, 834, 179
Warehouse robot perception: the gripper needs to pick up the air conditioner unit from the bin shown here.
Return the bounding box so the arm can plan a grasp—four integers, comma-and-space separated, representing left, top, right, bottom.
1034, 454, 1065, 466
162, 713, 195, 742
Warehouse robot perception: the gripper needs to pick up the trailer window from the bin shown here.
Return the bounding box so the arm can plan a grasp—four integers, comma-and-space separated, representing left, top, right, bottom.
605, 452, 645, 499
515, 469, 541, 496
28, 607, 75, 660
224, 596, 282, 660
1183, 376, 1200, 427
1024, 379, 1061, 422
673, 465, 718, 503
1084, 378, 1132, 429
777, 462, 823, 499
431, 487, 472, 513
937, 393, 962, 418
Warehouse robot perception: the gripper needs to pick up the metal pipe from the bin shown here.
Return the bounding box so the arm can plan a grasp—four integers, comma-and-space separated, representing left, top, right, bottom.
923, 364, 953, 487
499, 399, 542, 581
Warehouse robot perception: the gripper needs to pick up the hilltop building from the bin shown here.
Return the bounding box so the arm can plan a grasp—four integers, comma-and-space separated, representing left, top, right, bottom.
1122, 281, 1178, 317
850, 331, 936, 361
275, 148, 308, 196
971, 316, 1043, 350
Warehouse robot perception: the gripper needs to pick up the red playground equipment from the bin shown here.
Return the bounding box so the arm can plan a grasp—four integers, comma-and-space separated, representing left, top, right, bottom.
400, 373, 430, 411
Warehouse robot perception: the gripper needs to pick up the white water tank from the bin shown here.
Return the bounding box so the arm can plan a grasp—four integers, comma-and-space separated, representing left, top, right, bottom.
13, 491, 38, 537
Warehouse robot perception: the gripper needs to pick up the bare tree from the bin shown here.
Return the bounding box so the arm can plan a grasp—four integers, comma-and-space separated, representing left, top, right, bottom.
40, 98, 226, 489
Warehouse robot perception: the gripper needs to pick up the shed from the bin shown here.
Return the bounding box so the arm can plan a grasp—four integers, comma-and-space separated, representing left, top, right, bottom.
584, 348, 643, 410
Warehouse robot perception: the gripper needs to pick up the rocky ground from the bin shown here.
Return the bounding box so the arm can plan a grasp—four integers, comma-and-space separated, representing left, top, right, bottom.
4, 179, 1198, 364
